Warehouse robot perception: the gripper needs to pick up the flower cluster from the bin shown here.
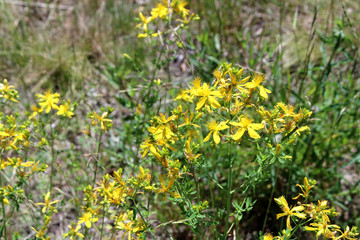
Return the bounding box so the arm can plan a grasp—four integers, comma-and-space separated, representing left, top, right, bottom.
265, 177, 359, 240
64, 167, 153, 239
32, 89, 74, 118
140, 63, 312, 196
136, 0, 197, 38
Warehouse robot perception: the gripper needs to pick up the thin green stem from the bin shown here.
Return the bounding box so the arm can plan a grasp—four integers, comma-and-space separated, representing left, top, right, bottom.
99, 204, 107, 240
0, 175, 6, 240
224, 143, 233, 239
262, 167, 280, 233
134, 201, 156, 239
49, 116, 56, 193
93, 131, 103, 186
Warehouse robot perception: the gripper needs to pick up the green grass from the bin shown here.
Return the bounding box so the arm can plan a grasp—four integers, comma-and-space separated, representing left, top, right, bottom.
0, 0, 359, 239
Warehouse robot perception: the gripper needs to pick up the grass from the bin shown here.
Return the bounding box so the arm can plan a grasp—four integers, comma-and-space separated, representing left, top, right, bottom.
0, 0, 359, 239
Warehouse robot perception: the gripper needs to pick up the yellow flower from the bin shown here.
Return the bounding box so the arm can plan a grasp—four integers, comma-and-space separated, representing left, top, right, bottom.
203, 120, 229, 144
78, 211, 99, 228
140, 137, 161, 159
333, 226, 359, 240
305, 221, 340, 238
31, 226, 49, 240
89, 111, 112, 131
230, 116, 263, 140
36, 192, 59, 213
263, 233, 274, 240
0, 79, 19, 102
137, 32, 159, 38
156, 174, 181, 200
179, 112, 200, 128
30, 105, 43, 119
57, 100, 74, 118
184, 138, 201, 162
194, 82, 223, 110
244, 74, 271, 99
63, 223, 84, 239
174, 90, 193, 102
293, 177, 316, 200
151, 2, 169, 19
136, 12, 152, 32
36, 90, 60, 113
115, 211, 146, 240
175, 0, 189, 17
274, 196, 306, 230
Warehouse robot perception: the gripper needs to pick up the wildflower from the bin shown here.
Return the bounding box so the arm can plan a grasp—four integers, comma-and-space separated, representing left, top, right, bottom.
151, 2, 169, 19
263, 233, 274, 240
0, 124, 9, 137
295, 126, 310, 136
274, 196, 306, 230
78, 211, 99, 228
244, 74, 271, 99
36, 192, 59, 213
203, 120, 229, 144
57, 100, 74, 118
156, 174, 181, 200
175, 0, 189, 17
36, 90, 60, 113
0, 79, 19, 102
194, 82, 223, 110
305, 221, 340, 238
63, 223, 84, 239
31, 226, 50, 240
136, 12, 153, 32
140, 137, 161, 159
115, 211, 146, 240
30, 105, 43, 119
89, 111, 112, 131
137, 32, 159, 38
175, 90, 193, 102
39, 138, 48, 147
184, 139, 201, 162
334, 226, 359, 240
179, 112, 200, 128
230, 116, 263, 141
293, 177, 316, 200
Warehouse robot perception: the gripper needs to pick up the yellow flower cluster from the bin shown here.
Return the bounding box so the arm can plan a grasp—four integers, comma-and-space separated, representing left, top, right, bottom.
65, 167, 152, 239
140, 64, 312, 195
0, 80, 74, 239
0, 79, 19, 103
266, 177, 359, 240
33, 89, 74, 118
136, 0, 196, 38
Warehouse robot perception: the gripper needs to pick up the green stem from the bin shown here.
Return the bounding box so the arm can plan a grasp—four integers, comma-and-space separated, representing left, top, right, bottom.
224, 144, 233, 239
0, 175, 6, 240
93, 131, 103, 186
99, 204, 107, 240
262, 167, 280, 233
134, 202, 156, 239
49, 116, 56, 193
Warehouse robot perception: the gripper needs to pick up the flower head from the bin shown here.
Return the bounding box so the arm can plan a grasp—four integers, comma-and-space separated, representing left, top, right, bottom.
274, 196, 306, 230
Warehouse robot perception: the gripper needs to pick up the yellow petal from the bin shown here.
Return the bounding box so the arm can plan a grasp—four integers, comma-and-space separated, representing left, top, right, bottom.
248, 127, 260, 139
233, 128, 246, 141
208, 97, 221, 109
249, 123, 264, 130
259, 86, 270, 99
213, 131, 220, 144
196, 97, 207, 110
203, 132, 212, 142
